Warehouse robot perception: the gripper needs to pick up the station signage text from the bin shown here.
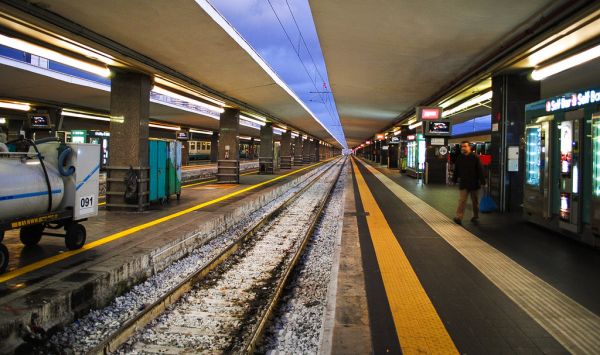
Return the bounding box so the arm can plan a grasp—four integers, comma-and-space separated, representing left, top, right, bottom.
417, 106, 442, 121
546, 90, 600, 112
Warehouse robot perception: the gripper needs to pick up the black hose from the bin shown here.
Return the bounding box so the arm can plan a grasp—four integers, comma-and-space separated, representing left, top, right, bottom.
18, 138, 54, 212
34, 137, 61, 145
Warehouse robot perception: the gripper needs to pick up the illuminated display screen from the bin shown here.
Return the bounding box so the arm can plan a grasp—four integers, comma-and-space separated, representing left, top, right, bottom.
560, 193, 570, 222
407, 141, 416, 168
525, 127, 541, 187
560, 121, 572, 175
427, 121, 450, 135
593, 116, 600, 197
30, 114, 51, 128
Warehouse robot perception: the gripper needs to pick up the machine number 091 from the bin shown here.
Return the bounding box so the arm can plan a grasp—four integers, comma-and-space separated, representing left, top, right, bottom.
79, 195, 95, 214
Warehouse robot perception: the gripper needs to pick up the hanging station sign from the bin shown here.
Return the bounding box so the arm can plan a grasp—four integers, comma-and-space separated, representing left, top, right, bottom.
176, 131, 189, 140
416, 106, 442, 121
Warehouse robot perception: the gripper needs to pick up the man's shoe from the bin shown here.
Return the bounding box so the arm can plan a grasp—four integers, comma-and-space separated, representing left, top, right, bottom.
453, 217, 462, 225
471, 217, 479, 224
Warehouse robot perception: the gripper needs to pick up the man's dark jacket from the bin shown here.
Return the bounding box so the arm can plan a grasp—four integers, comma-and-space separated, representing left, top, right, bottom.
453, 152, 485, 190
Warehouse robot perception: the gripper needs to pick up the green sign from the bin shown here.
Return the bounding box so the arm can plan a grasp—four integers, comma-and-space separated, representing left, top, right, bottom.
71, 130, 87, 137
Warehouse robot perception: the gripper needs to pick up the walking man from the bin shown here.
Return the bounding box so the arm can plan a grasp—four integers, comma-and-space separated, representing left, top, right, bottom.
453, 141, 485, 225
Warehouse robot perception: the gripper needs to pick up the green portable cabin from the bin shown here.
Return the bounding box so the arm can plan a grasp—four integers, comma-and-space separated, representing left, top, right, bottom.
149, 139, 182, 203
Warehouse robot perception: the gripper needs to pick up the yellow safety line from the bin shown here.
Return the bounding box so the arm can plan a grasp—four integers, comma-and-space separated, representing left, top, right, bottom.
96, 171, 259, 207
181, 170, 258, 188
0, 160, 333, 283
351, 158, 458, 354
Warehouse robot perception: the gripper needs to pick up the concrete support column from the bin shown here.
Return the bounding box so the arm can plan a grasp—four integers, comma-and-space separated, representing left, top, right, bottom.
106, 69, 152, 211
303, 137, 311, 164
179, 128, 190, 166
308, 139, 316, 162
314, 140, 320, 162
259, 122, 274, 174
210, 131, 218, 163
280, 129, 292, 169
217, 108, 240, 183
249, 137, 255, 160
489, 72, 540, 212
294, 135, 303, 165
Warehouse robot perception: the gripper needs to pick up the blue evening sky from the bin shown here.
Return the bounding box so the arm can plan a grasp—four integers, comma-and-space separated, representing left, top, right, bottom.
209, 0, 347, 147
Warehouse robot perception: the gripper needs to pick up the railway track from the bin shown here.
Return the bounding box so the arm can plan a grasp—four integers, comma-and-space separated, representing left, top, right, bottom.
87, 157, 345, 354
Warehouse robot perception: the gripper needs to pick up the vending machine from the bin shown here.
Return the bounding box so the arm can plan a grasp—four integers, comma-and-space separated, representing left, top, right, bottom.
557, 110, 583, 233
524, 87, 600, 246
523, 118, 553, 220
591, 113, 600, 234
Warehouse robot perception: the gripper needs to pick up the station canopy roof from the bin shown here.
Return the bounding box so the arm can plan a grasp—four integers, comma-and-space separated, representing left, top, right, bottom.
309, 0, 574, 147
0, 0, 340, 146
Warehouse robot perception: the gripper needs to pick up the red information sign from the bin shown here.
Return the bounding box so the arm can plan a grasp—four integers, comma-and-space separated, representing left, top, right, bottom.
417, 106, 442, 121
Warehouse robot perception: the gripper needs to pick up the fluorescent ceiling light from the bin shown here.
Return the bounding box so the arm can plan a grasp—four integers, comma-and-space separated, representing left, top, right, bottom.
394, 130, 402, 136
531, 43, 600, 80
0, 101, 31, 111
154, 77, 225, 106
238, 135, 254, 140
0, 34, 110, 77
189, 128, 213, 135
149, 123, 181, 131
152, 85, 224, 113
240, 119, 261, 130
273, 127, 286, 134
240, 115, 266, 126
408, 122, 422, 130
442, 91, 492, 118
291, 132, 299, 138
62, 110, 110, 122
241, 112, 267, 123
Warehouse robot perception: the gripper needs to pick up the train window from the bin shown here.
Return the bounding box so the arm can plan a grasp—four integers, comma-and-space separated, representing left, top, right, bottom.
207, 142, 211, 149
190, 142, 196, 151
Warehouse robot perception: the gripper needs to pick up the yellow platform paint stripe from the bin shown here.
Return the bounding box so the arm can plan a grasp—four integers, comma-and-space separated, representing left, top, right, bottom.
351, 158, 458, 355
0, 160, 333, 284
181, 170, 257, 188
96, 171, 259, 207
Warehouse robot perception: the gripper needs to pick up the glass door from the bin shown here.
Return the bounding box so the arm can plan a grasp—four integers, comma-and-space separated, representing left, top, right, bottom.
593, 114, 600, 197
525, 126, 542, 187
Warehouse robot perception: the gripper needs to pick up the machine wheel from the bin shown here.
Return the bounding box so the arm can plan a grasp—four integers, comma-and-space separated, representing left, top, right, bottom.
0, 244, 8, 274
20, 224, 44, 247
65, 224, 86, 250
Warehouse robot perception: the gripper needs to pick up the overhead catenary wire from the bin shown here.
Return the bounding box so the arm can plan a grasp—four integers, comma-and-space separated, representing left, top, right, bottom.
266, 0, 344, 138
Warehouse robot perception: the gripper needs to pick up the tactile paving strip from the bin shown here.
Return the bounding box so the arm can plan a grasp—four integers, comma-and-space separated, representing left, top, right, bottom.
357, 158, 600, 355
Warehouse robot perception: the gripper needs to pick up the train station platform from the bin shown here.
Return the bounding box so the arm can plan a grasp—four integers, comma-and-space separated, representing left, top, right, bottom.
97, 160, 259, 196
329, 156, 600, 354
0, 159, 331, 350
